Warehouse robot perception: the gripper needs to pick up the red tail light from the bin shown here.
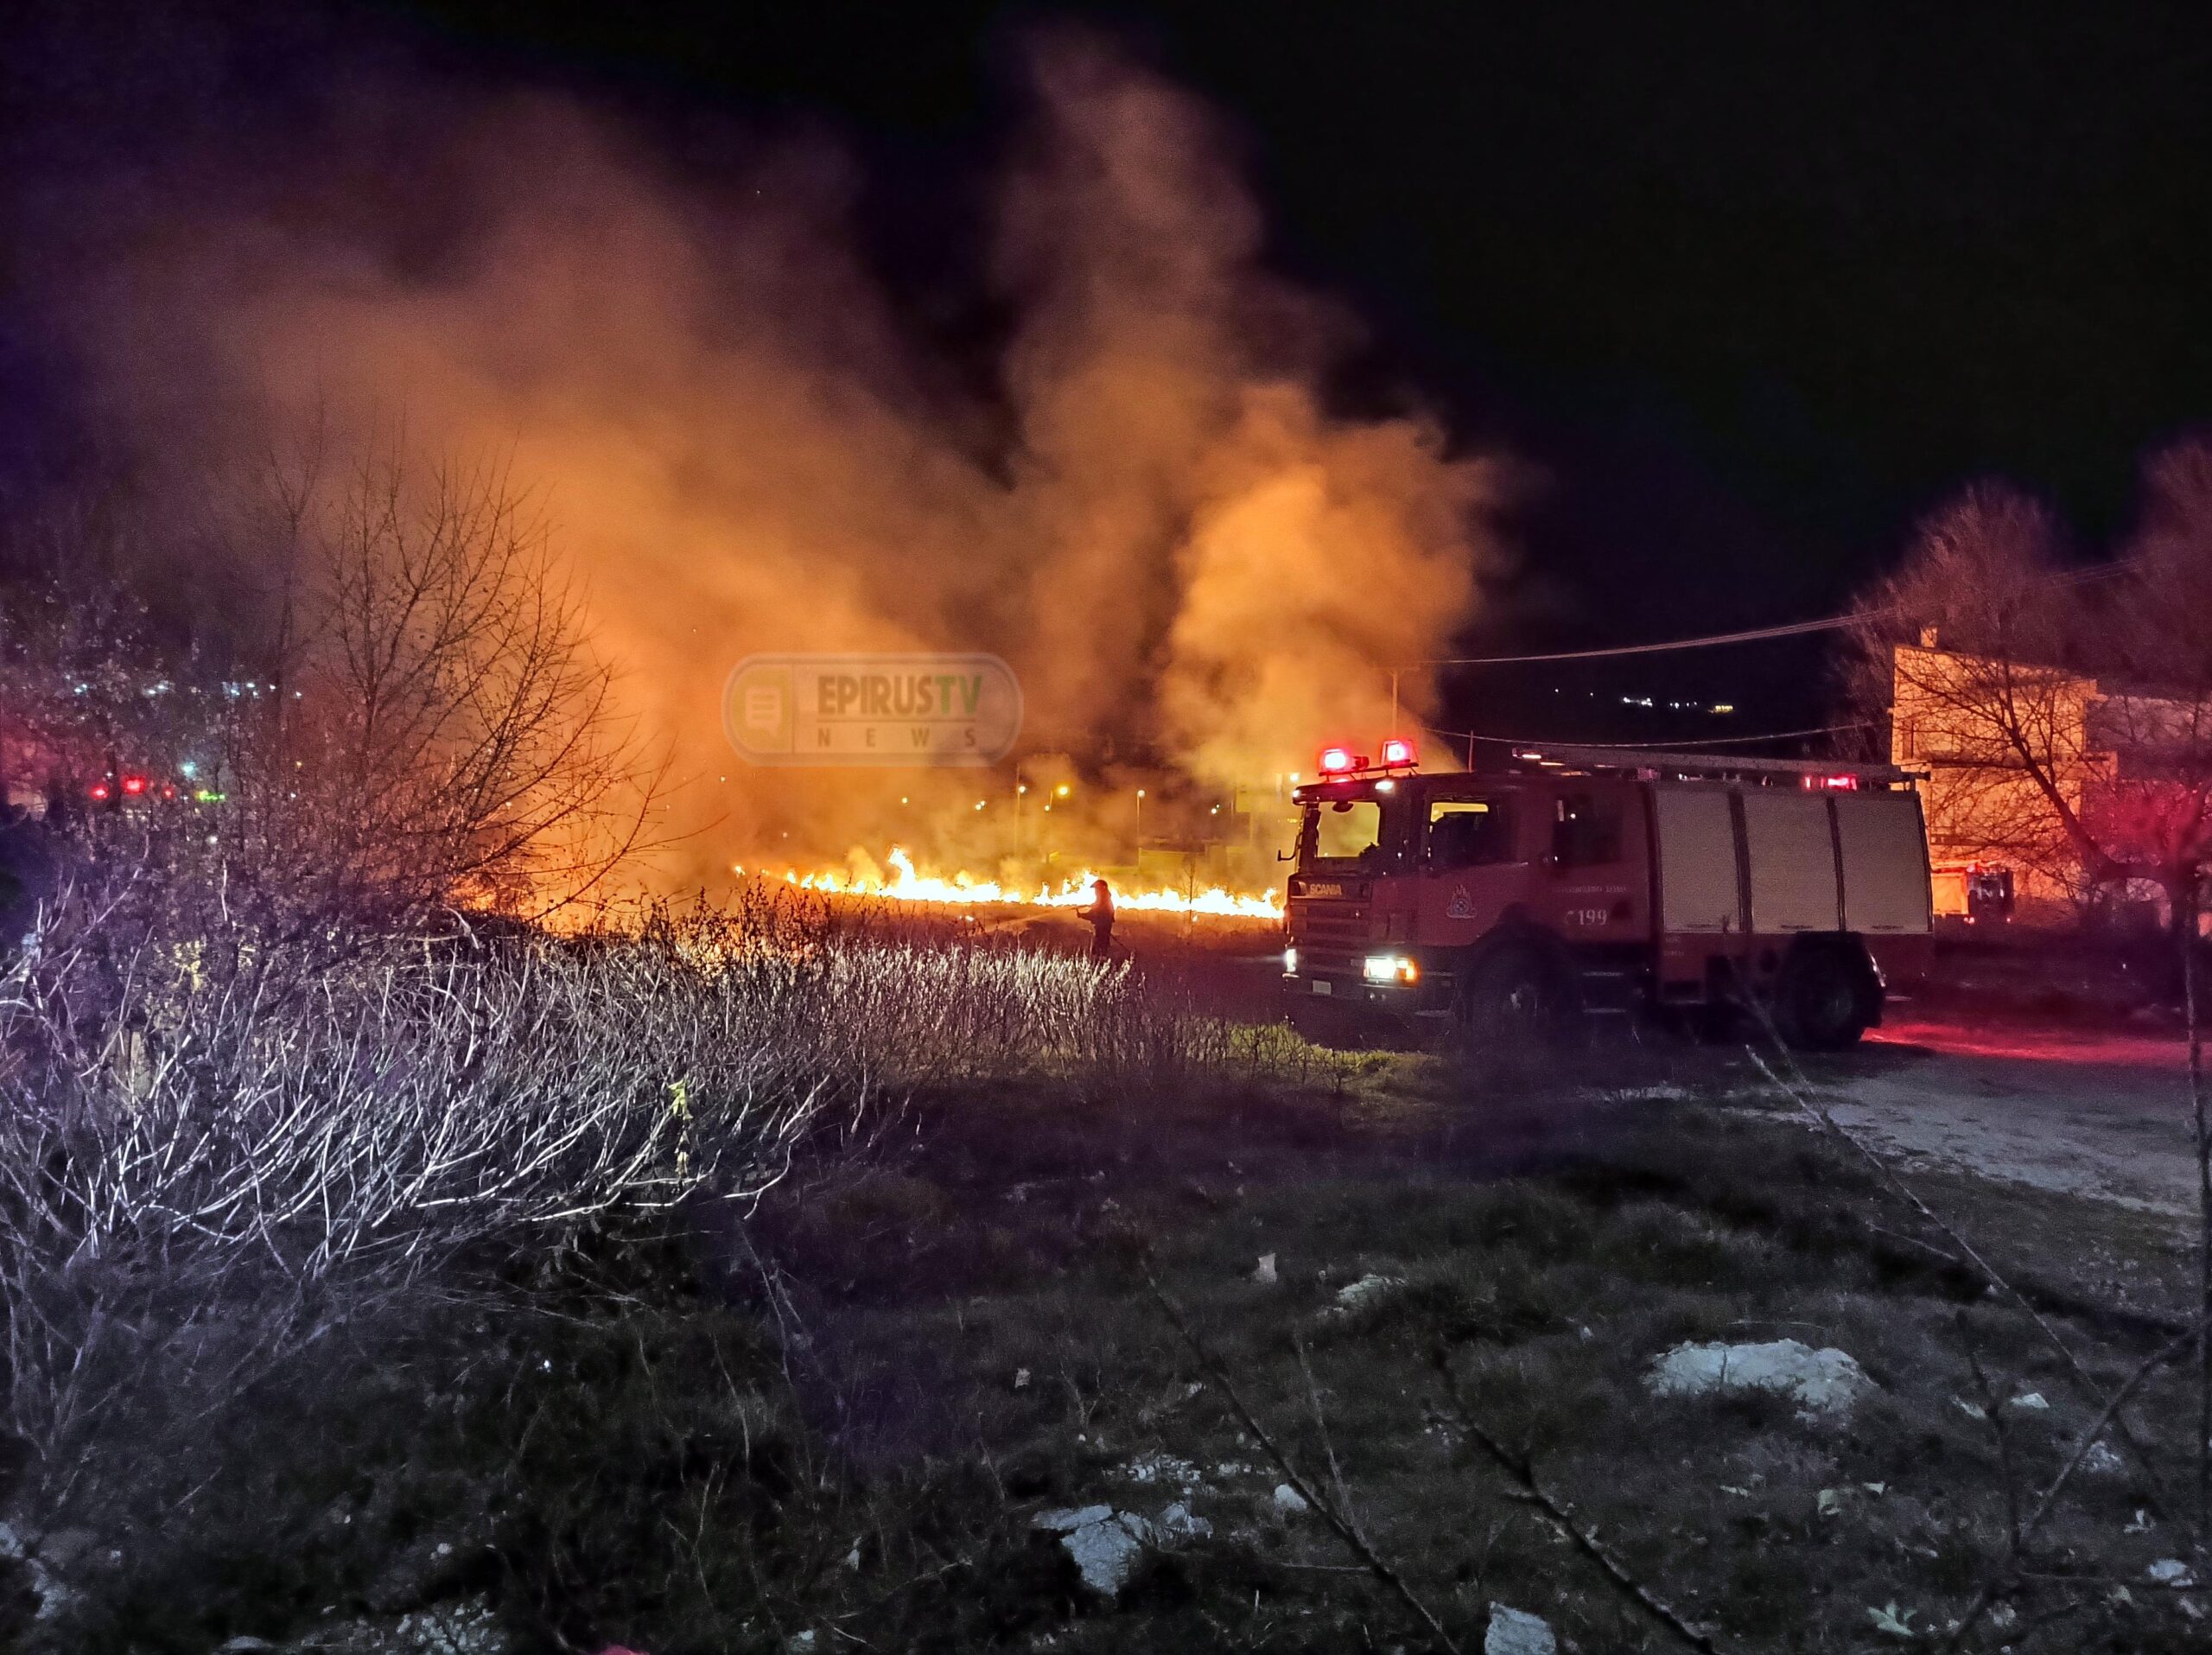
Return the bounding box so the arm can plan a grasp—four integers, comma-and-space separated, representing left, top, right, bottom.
121, 774, 148, 797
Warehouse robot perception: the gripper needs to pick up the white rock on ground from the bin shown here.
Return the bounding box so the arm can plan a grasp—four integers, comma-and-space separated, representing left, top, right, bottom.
1035, 1505, 1115, 1534
1155, 1502, 1213, 1541
2082, 1441, 2126, 1475
1484, 1603, 1557, 1655
1033, 1502, 1210, 1595
1272, 1483, 1311, 1515
1645, 1339, 1875, 1419
1119, 1451, 1201, 1489
296, 1597, 511, 1655
1252, 1252, 1278, 1285
1332, 1273, 1407, 1312
2147, 1558, 2196, 1588
0, 1520, 79, 1626
387, 1599, 512, 1655
1034, 1508, 1150, 1595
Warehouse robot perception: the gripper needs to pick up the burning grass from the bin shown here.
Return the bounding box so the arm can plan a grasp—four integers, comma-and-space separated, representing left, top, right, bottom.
742, 845, 1286, 919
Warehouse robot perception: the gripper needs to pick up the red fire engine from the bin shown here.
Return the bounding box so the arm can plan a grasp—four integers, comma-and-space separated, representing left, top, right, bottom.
1282, 741, 1933, 1048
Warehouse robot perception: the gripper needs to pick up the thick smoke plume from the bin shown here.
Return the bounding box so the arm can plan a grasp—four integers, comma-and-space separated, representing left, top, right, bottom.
53, 33, 1510, 886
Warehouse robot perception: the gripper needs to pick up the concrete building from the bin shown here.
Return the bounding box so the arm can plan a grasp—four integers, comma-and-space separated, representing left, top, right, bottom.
1891, 632, 2202, 929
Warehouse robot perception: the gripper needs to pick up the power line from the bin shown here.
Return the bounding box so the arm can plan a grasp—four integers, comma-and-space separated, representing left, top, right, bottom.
1420, 720, 1872, 754
1421, 615, 1853, 667
1410, 560, 2133, 671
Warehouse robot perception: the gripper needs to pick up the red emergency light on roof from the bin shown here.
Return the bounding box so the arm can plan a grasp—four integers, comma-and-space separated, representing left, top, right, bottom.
1379, 736, 1417, 768
1317, 746, 1357, 775
87, 781, 111, 802
121, 774, 148, 797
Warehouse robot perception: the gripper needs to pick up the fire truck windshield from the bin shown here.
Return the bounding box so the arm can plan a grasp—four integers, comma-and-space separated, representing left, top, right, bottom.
1299, 799, 1384, 868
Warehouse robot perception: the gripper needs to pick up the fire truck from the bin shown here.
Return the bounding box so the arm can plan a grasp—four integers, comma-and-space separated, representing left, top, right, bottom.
1281, 741, 1933, 1048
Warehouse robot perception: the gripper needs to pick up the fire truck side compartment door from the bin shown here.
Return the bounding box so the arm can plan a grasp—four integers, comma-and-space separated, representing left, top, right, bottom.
1835, 792, 1934, 934
1652, 786, 1743, 933
1741, 792, 1842, 933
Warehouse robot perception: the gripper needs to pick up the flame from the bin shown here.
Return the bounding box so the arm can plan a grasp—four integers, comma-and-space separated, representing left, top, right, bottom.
746, 846, 1282, 919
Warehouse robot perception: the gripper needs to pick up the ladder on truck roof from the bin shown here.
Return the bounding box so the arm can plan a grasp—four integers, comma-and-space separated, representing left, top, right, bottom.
1503, 743, 1920, 788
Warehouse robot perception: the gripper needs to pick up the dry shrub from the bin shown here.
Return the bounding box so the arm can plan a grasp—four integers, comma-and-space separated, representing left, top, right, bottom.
0, 869, 1297, 1511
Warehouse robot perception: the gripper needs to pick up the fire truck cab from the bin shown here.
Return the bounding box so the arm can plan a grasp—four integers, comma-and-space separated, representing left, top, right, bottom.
1282, 743, 1933, 1049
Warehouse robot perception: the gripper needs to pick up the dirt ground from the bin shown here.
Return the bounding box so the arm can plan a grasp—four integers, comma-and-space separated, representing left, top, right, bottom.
18, 982, 2212, 1654
1817, 1015, 2204, 1217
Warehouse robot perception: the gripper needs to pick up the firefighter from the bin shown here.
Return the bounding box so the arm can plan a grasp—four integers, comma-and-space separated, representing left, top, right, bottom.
1078, 876, 1116, 961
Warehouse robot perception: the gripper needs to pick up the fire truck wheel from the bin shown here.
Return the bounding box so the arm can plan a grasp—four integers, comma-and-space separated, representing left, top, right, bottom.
1457, 943, 1580, 1045
1775, 943, 1876, 1051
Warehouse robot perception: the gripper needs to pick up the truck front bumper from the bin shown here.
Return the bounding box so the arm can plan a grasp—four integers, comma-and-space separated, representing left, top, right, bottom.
1283, 968, 1454, 1015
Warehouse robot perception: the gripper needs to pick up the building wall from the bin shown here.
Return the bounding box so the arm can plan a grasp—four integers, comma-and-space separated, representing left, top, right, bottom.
1889, 644, 2101, 923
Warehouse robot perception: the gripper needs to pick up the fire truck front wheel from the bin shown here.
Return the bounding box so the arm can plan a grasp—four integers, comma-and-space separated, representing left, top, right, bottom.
1455, 942, 1580, 1046
1774, 939, 1879, 1051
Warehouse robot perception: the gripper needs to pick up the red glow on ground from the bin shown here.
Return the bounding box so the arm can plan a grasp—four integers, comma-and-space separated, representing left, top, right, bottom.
1868, 1017, 2186, 1071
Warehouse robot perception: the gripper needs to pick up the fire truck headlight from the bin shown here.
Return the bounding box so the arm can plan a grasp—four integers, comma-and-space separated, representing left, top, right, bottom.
1362, 953, 1419, 985
1282, 945, 1298, 976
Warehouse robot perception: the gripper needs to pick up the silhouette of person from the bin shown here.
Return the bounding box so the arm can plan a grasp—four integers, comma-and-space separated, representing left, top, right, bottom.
1078, 877, 1115, 961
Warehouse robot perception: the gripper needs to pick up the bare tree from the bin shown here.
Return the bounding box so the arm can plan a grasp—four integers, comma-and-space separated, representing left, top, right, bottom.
1845, 460, 2212, 936
3, 436, 661, 954
202, 440, 663, 939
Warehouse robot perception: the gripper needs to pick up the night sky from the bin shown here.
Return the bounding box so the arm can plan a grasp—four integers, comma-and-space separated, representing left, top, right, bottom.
6, 0, 2211, 748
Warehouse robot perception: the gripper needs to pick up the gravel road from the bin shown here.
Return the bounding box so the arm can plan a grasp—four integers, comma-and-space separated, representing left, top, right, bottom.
1817, 1017, 2204, 1215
